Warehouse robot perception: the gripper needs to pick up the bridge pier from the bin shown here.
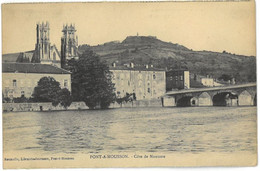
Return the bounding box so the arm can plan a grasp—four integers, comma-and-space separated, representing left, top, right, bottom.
162, 96, 176, 107
198, 92, 213, 106
164, 83, 256, 107
238, 90, 254, 106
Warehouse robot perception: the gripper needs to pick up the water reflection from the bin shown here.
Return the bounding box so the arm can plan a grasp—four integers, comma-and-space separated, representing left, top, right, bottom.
3, 107, 257, 155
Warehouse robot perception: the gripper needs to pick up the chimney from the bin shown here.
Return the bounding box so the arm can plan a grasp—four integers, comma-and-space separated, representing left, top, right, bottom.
112, 62, 116, 68
130, 62, 134, 68
146, 64, 149, 69
151, 64, 153, 68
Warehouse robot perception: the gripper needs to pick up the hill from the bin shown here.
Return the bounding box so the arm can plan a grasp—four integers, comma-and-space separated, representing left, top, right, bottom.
78, 36, 256, 83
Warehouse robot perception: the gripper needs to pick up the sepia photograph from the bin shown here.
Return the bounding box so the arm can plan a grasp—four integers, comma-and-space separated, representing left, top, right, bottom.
1, 0, 257, 169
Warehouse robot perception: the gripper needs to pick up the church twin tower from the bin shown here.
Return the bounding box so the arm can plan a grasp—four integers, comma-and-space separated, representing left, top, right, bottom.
32, 21, 78, 68
61, 23, 79, 67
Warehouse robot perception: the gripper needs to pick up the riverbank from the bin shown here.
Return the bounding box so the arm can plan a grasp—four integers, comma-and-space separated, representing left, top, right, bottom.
2, 99, 163, 112
2, 102, 89, 112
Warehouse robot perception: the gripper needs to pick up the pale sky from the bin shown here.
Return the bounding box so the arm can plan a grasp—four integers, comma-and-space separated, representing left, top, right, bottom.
2, 1, 256, 56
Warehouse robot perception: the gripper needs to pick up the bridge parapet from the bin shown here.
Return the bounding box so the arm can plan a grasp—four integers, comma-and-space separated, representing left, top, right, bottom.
163, 83, 256, 107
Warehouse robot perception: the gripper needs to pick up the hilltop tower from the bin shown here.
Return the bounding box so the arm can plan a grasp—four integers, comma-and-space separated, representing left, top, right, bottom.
61, 23, 78, 68
32, 21, 61, 67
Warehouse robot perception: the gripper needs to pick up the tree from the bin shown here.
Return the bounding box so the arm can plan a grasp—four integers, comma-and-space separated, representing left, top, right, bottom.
218, 74, 232, 81
32, 77, 61, 103
67, 50, 116, 109
116, 93, 133, 107
58, 88, 73, 109
32, 76, 72, 108
13, 95, 28, 103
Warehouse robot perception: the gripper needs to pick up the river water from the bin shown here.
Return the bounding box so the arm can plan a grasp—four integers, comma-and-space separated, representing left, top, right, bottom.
3, 107, 257, 155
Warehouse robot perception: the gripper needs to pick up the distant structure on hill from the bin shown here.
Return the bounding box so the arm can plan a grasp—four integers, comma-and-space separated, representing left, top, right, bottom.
61, 23, 79, 68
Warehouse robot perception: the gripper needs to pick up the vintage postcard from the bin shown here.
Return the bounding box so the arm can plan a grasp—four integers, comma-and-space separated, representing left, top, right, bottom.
1, 0, 257, 169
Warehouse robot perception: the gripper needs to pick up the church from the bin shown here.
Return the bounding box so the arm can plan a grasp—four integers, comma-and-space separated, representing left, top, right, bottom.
2, 21, 78, 100
2, 21, 79, 68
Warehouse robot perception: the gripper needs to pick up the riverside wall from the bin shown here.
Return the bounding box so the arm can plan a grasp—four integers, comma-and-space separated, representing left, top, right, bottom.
109, 99, 162, 108
2, 102, 89, 112
3, 99, 163, 112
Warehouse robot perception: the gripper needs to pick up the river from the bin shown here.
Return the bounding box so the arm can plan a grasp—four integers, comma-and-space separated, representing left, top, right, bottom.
3, 106, 257, 156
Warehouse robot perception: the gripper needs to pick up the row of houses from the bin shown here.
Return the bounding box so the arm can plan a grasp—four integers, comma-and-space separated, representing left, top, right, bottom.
2, 62, 190, 101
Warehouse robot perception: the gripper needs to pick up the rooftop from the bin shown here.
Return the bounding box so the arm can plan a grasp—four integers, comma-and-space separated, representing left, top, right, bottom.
2, 52, 22, 63
2, 62, 71, 74
109, 65, 165, 72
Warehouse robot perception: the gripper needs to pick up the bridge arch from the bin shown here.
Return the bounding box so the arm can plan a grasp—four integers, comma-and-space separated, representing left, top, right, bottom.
213, 92, 238, 106
177, 96, 198, 107
238, 90, 254, 106
198, 92, 213, 106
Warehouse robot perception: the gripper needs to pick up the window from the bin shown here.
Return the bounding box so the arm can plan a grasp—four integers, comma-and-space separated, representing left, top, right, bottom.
45, 44, 48, 54
53, 52, 56, 61
13, 80, 17, 87
69, 42, 72, 54
148, 88, 150, 93
170, 76, 173, 81
175, 76, 178, 81
153, 74, 156, 80
64, 80, 68, 87
180, 75, 183, 81
21, 91, 25, 96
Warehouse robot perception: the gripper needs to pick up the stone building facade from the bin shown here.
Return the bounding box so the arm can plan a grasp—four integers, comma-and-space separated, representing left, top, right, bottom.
110, 64, 166, 100
2, 63, 71, 99
201, 77, 214, 87
166, 69, 190, 91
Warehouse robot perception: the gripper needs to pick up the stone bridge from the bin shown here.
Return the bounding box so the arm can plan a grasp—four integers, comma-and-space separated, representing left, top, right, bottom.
163, 83, 256, 107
